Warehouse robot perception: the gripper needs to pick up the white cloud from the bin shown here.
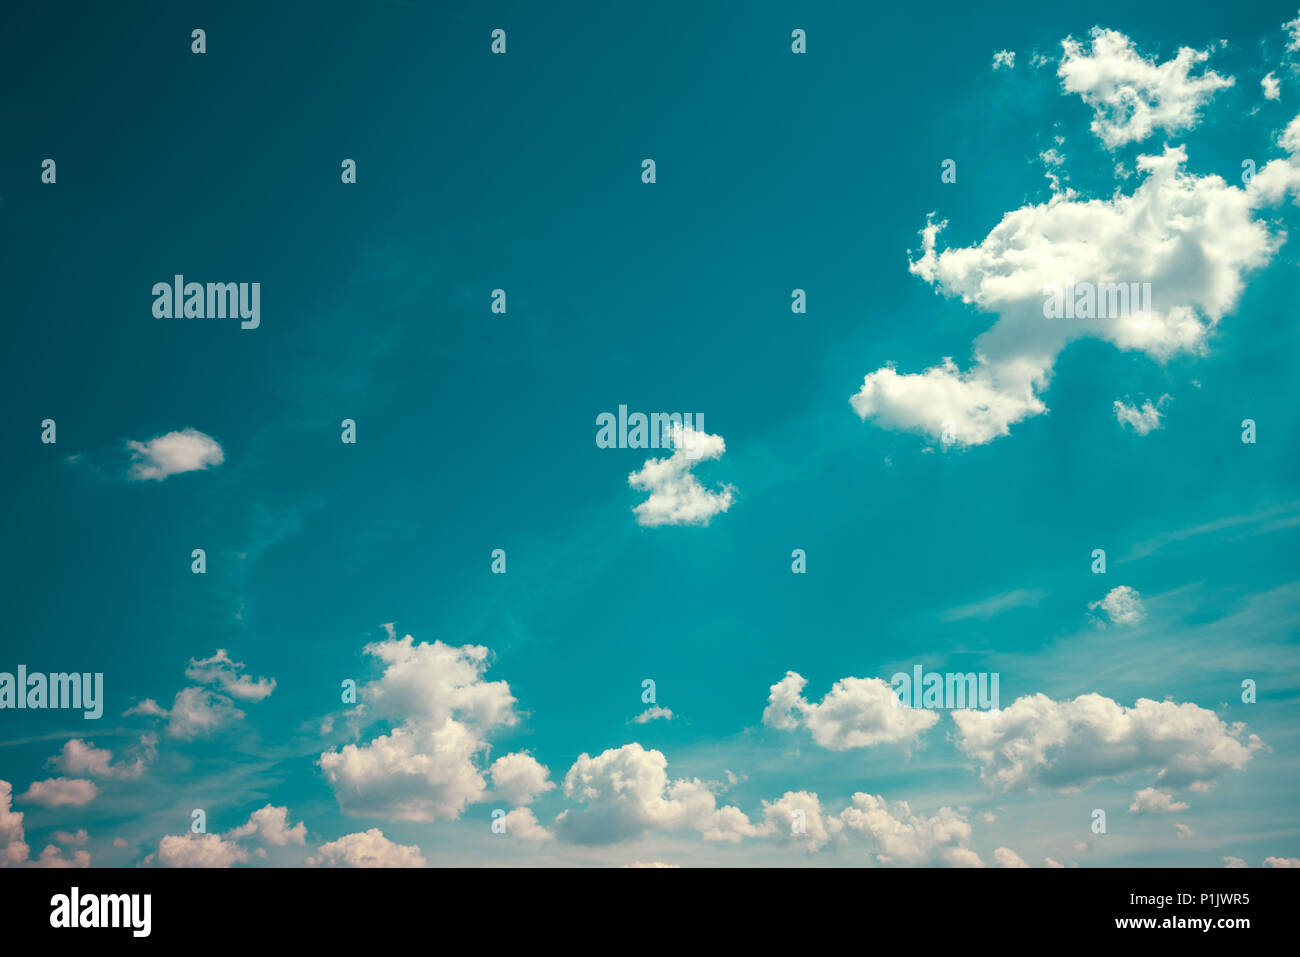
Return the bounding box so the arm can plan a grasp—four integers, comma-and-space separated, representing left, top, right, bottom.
992, 50, 1015, 70
319, 636, 520, 822
1263, 72, 1281, 100
18, 778, 98, 809
1129, 787, 1189, 813
624, 860, 680, 868
952, 692, 1263, 792
1223, 855, 1248, 867
164, 686, 246, 739
0, 782, 30, 867
53, 829, 88, 846
762, 671, 938, 749
151, 833, 249, 868
126, 428, 224, 481
838, 794, 983, 867
628, 424, 734, 527
1175, 822, 1194, 839
994, 846, 1029, 867
489, 751, 556, 806
0, 783, 93, 868
306, 829, 426, 867
184, 649, 276, 701
1264, 856, 1300, 867
1286, 12, 1300, 53
50, 735, 155, 780
1114, 396, 1169, 434
632, 706, 674, 724
33, 845, 90, 868
500, 807, 553, 842
1058, 28, 1233, 148
226, 805, 307, 846
853, 144, 1279, 447
755, 791, 841, 853
1089, 585, 1147, 625
554, 743, 758, 845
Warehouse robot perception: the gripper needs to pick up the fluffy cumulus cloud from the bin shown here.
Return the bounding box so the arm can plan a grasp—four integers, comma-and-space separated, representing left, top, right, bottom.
755, 791, 841, 853
160, 687, 246, 740
1263, 71, 1281, 100
994, 846, 1029, 867
992, 50, 1015, 70
952, 693, 1263, 793
148, 805, 307, 867
50, 735, 155, 780
628, 424, 734, 527
18, 778, 99, 809
555, 743, 758, 845
184, 649, 276, 701
762, 671, 938, 749
1058, 28, 1233, 148
489, 751, 556, 806
839, 794, 984, 866
1089, 585, 1146, 625
853, 140, 1281, 446
126, 428, 224, 481
1114, 396, 1169, 435
0, 781, 90, 868
226, 805, 307, 846
306, 829, 426, 868
1129, 787, 1190, 813
319, 636, 525, 822
150, 833, 249, 868
500, 807, 553, 842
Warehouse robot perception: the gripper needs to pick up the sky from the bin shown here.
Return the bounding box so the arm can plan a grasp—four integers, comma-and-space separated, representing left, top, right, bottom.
1, 0, 1299, 868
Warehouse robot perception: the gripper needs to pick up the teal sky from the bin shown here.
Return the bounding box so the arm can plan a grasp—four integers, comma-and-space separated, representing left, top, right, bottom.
2, 0, 1299, 867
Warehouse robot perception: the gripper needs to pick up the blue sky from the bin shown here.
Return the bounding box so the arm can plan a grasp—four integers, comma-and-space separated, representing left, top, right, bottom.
2, 0, 1299, 867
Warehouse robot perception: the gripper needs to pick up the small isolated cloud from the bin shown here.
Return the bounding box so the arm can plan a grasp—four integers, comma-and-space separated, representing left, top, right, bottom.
306, 829, 426, 867
126, 428, 224, 481
632, 706, 674, 724
1175, 822, 1194, 839
953, 692, 1263, 793
185, 649, 276, 701
1223, 855, 1248, 867
1089, 585, 1146, 625
489, 751, 556, 806
1130, 787, 1190, 813
50, 735, 155, 780
18, 778, 99, 809
53, 829, 88, 847
628, 424, 734, 527
1263, 72, 1281, 100
992, 50, 1015, 70
1114, 395, 1170, 434
1058, 28, 1233, 148
762, 671, 938, 750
